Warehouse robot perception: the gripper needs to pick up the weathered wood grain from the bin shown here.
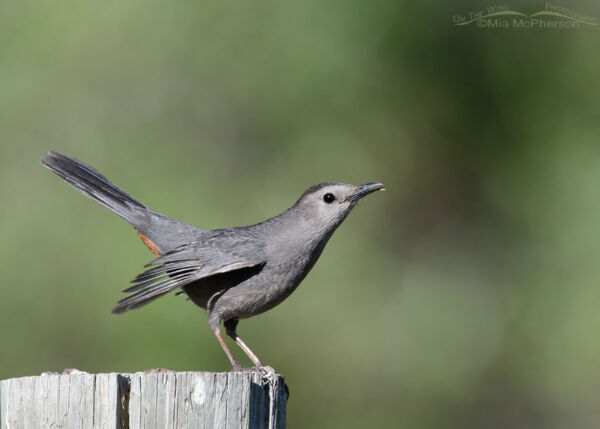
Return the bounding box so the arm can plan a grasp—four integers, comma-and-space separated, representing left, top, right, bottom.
0, 371, 128, 429
1, 370, 287, 429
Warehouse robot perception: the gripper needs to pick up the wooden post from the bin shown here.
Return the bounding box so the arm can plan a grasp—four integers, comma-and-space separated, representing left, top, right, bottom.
1, 369, 287, 429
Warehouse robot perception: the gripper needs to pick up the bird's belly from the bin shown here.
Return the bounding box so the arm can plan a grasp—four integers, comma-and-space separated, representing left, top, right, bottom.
212, 262, 308, 320
185, 251, 319, 322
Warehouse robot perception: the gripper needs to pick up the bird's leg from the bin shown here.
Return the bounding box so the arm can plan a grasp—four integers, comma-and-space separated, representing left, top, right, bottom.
213, 328, 243, 370
224, 318, 264, 368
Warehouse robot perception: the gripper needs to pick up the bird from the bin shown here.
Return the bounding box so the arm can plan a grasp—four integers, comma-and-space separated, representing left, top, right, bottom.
41, 151, 384, 370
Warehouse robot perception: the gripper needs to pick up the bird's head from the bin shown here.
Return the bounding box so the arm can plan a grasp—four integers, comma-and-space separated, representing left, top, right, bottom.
292, 182, 385, 232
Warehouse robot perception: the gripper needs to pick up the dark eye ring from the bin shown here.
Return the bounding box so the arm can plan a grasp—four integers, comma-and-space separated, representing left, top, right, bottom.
323, 193, 336, 203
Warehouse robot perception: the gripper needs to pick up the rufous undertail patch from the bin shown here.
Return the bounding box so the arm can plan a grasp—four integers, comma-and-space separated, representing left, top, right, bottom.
135, 229, 160, 257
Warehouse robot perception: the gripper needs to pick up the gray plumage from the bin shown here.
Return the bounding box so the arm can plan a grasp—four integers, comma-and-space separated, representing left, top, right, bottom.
42, 151, 384, 369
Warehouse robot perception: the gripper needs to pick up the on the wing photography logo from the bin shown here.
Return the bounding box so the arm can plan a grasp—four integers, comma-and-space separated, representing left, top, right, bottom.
453, 3, 597, 29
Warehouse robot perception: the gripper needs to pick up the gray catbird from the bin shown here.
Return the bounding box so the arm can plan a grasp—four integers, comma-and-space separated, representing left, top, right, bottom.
42, 152, 384, 369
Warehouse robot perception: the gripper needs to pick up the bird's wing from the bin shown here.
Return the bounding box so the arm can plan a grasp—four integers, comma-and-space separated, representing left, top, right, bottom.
112, 229, 266, 313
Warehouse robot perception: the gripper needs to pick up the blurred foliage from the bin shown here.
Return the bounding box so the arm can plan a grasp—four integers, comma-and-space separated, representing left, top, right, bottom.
1, 1, 600, 428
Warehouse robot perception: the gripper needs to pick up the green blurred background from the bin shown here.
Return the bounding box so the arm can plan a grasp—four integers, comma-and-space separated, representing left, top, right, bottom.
2, 1, 600, 427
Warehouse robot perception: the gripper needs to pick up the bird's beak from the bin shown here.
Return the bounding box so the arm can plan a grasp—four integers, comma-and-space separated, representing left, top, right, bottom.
345, 182, 385, 202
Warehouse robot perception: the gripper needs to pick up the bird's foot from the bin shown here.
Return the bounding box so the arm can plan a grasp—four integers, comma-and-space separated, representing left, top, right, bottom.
257, 365, 276, 378
230, 365, 286, 397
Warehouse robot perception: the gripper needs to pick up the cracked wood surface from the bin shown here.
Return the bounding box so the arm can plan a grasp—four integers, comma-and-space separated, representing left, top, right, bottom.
1, 370, 287, 429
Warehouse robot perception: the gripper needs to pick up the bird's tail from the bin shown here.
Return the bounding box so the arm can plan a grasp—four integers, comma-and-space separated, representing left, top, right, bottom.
41, 151, 150, 228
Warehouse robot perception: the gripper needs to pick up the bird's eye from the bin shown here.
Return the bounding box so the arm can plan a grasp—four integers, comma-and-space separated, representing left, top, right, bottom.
323, 193, 336, 204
